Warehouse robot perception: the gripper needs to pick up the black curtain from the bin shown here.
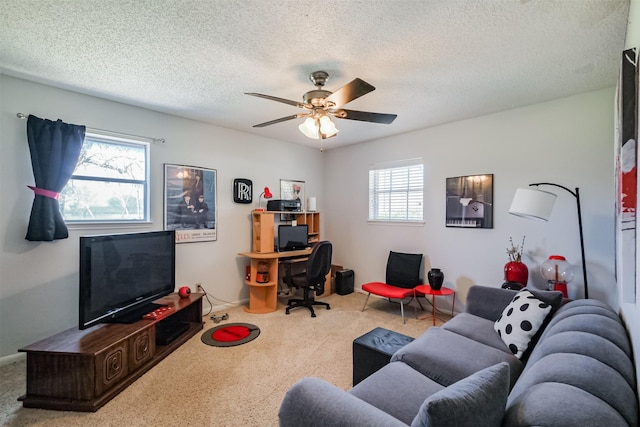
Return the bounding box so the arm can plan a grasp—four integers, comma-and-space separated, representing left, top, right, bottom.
25, 115, 85, 241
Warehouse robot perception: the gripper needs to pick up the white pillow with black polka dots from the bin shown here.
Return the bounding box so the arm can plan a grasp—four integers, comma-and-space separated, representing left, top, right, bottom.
493, 290, 552, 359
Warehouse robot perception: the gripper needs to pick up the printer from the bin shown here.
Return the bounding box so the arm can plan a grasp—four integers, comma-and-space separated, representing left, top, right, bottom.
267, 199, 301, 212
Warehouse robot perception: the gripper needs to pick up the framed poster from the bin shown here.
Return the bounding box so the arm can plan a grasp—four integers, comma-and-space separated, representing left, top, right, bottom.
616, 47, 638, 303
445, 174, 493, 228
280, 179, 305, 221
164, 164, 217, 243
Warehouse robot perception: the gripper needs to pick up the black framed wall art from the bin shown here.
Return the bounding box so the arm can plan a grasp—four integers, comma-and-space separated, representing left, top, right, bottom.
233, 178, 253, 204
445, 174, 493, 228
164, 164, 217, 243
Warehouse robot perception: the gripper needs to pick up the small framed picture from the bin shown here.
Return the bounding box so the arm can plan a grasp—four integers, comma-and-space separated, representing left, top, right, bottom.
445, 174, 493, 228
280, 179, 305, 220
164, 164, 217, 243
233, 178, 253, 204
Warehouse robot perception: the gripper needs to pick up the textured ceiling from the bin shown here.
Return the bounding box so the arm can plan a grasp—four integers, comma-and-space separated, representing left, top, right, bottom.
0, 0, 630, 150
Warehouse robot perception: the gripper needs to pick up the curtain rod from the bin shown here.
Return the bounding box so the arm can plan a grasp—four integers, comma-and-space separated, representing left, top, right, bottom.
16, 113, 166, 144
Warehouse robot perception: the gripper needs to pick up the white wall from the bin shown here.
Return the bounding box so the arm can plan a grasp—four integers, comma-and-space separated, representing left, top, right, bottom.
324, 88, 616, 311
0, 75, 324, 358
0, 56, 635, 378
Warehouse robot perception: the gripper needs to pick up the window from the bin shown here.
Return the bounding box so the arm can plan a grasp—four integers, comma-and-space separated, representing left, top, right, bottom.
60, 132, 150, 223
369, 160, 424, 222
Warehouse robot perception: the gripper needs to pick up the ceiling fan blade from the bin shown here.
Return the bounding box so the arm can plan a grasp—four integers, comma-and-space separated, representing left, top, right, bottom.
245, 93, 306, 108
333, 109, 397, 124
252, 114, 307, 128
324, 78, 375, 108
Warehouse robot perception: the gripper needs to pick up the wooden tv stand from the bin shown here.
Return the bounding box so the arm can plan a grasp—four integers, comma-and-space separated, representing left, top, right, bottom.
18, 292, 204, 412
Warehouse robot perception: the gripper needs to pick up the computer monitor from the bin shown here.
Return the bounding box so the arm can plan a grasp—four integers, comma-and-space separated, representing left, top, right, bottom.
277, 224, 309, 252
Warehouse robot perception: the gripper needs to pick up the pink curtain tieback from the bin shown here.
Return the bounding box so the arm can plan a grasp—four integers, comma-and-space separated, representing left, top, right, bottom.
28, 186, 60, 200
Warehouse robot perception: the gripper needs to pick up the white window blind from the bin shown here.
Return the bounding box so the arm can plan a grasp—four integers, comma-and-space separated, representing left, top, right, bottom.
369, 160, 424, 222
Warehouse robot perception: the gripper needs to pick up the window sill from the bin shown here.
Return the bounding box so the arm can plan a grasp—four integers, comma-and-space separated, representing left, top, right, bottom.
66, 221, 153, 231
367, 220, 425, 226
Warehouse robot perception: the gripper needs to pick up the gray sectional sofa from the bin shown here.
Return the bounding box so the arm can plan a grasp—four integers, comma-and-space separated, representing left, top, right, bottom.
279, 285, 639, 426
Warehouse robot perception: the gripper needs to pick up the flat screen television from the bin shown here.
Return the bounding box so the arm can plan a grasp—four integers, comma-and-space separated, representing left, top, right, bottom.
277, 224, 309, 252
79, 230, 176, 330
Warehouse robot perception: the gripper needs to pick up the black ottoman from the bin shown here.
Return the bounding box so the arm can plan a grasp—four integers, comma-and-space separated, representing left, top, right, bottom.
352, 327, 414, 385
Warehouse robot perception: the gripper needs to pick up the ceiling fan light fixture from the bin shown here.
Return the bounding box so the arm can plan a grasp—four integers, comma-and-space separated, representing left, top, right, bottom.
319, 115, 338, 138
247, 71, 397, 144
298, 116, 339, 139
299, 117, 320, 139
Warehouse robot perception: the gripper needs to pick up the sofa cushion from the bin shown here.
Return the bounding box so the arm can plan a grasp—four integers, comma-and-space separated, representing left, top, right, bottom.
494, 290, 552, 358
391, 327, 523, 388
546, 299, 621, 327
540, 312, 633, 357
442, 313, 512, 354
507, 353, 638, 426
525, 331, 636, 387
411, 362, 510, 427
504, 382, 632, 427
279, 377, 407, 427
350, 361, 445, 425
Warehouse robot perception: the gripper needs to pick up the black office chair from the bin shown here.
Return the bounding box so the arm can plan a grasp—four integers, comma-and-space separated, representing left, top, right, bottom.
284, 241, 332, 317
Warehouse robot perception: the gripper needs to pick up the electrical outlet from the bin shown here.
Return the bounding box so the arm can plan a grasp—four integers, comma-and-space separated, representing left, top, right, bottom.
196, 283, 203, 292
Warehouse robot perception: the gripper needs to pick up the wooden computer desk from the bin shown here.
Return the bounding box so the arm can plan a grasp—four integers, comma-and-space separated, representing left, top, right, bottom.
238, 249, 312, 313
240, 210, 325, 313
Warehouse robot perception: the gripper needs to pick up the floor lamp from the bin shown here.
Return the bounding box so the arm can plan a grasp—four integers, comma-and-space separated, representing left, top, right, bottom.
509, 183, 589, 299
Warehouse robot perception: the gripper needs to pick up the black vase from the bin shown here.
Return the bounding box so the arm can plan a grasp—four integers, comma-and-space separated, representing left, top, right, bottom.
428, 268, 444, 290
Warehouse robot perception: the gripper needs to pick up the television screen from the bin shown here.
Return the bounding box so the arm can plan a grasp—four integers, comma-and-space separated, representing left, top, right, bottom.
277, 224, 309, 252
79, 230, 175, 330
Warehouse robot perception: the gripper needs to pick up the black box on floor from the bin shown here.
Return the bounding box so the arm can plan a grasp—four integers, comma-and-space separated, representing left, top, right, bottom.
336, 269, 354, 295
353, 327, 414, 385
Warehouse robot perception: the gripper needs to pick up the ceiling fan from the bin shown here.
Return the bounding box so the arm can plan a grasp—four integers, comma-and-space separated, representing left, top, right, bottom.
245, 71, 397, 140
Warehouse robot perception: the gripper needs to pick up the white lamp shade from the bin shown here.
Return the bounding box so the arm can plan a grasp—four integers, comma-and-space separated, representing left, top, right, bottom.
509, 187, 557, 221
319, 116, 338, 138
298, 117, 319, 139
298, 116, 339, 139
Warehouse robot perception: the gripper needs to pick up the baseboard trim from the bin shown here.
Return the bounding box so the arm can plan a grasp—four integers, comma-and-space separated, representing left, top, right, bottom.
207, 301, 244, 315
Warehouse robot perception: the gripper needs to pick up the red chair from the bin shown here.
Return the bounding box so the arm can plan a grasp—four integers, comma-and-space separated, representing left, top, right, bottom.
361, 251, 424, 324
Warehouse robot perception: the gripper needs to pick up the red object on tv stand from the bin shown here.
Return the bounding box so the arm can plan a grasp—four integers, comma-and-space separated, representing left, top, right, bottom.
178, 286, 191, 298
142, 305, 175, 320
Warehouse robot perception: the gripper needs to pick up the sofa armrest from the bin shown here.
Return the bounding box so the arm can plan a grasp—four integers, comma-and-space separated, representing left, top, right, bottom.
279, 377, 407, 427
466, 286, 517, 321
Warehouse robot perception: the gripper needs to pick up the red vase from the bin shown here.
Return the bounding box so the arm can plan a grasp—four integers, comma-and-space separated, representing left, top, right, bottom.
504, 261, 528, 287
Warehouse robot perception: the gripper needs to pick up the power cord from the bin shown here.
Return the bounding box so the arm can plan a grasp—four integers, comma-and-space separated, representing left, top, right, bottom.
196, 283, 234, 321
195, 283, 214, 316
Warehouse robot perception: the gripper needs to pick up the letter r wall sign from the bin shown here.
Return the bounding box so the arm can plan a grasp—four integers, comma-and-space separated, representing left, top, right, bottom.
233, 178, 253, 204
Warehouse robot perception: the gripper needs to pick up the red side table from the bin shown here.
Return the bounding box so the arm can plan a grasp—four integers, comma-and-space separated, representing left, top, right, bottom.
414, 284, 455, 326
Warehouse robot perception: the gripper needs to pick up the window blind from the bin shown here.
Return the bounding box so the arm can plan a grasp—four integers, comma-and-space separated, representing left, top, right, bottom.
369, 161, 424, 222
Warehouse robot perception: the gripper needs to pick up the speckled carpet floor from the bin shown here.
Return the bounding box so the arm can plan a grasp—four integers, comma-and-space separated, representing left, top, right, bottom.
0, 291, 447, 426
